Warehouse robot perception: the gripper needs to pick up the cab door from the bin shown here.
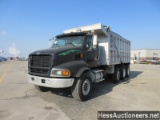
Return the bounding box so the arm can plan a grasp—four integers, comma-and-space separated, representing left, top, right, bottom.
84, 35, 98, 67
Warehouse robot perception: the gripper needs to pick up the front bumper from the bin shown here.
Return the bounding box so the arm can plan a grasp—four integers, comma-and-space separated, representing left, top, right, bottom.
28, 75, 75, 88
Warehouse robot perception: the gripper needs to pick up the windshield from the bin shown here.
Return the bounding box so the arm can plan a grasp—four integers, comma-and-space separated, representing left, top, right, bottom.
52, 36, 84, 48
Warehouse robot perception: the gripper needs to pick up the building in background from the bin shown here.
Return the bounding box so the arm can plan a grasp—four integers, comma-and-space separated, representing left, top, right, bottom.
131, 49, 160, 63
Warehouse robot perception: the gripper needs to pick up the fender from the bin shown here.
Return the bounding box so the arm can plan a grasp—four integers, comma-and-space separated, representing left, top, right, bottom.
75, 67, 90, 78
52, 60, 89, 78
75, 67, 95, 83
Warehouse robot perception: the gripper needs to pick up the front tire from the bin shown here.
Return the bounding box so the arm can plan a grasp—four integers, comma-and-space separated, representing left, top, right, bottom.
71, 73, 92, 101
34, 85, 51, 92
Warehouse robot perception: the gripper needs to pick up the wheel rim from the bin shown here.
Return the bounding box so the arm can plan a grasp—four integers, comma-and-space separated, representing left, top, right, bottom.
117, 70, 120, 81
123, 67, 126, 78
82, 79, 91, 96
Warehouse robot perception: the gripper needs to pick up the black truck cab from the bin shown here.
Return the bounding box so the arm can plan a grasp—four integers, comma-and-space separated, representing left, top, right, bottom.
28, 32, 99, 101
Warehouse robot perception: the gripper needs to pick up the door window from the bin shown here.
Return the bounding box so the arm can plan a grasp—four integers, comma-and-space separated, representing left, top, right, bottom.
86, 35, 93, 50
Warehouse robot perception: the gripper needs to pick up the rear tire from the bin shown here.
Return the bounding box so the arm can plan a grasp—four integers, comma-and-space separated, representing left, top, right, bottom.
112, 67, 120, 83
125, 65, 130, 78
34, 85, 51, 92
71, 73, 92, 101
120, 65, 126, 80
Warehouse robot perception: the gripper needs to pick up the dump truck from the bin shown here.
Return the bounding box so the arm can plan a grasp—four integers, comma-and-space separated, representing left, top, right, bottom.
28, 23, 131, 101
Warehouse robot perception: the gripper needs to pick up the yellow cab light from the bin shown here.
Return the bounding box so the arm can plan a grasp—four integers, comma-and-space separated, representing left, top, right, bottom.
61, 70, 70, 76
80, 54, 83, 58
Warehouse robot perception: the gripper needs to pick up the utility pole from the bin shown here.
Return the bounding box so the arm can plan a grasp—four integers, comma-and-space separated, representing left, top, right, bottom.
138, 52, 140, 64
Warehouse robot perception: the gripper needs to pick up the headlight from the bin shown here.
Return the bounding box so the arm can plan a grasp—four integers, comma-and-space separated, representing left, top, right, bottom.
50, 68, 70, 77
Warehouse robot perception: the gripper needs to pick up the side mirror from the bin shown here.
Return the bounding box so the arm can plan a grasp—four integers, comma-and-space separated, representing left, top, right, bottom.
49, 38, 55, 48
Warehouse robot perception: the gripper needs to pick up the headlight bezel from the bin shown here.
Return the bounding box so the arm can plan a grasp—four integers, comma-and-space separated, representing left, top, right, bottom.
50, 68, 71, 77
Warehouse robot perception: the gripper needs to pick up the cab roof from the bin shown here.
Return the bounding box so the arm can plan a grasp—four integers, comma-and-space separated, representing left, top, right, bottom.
56, 32, 87, 38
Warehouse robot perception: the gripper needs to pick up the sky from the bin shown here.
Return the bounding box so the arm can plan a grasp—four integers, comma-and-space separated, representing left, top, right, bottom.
0, 0, 160, 57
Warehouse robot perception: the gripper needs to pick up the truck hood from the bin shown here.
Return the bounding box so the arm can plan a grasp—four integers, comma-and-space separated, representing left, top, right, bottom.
29, 46, 83, 68
29, 46, 82, 56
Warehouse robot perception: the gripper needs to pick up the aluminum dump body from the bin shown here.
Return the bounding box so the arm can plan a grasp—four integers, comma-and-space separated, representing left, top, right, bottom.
64, 23, 130, 65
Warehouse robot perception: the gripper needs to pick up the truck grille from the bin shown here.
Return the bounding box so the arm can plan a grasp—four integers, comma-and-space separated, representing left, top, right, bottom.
30, 55, 51, 67
30, 68, 49, 74
29, 55, 52, 75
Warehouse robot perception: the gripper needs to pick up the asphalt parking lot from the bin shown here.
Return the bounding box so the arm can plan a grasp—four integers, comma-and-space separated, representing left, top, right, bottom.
0, 61, 160, 120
